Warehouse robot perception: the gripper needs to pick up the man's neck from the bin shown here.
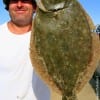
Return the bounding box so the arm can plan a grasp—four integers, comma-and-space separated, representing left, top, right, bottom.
7, 21, 32, 35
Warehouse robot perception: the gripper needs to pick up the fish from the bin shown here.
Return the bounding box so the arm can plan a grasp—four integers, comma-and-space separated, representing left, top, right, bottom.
30, 0, 100, 100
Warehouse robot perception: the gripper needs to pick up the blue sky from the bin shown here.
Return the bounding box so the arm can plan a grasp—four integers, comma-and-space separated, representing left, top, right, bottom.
0, 0, 100, 25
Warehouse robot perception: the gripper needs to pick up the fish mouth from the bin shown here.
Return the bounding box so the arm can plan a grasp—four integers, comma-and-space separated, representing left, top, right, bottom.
35, 0, 66, 12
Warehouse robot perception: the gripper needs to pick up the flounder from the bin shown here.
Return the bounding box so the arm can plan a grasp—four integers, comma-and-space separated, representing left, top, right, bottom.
30, 0, 100, 100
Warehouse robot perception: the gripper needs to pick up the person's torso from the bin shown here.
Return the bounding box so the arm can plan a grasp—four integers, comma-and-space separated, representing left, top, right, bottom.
0, 23, 35, 100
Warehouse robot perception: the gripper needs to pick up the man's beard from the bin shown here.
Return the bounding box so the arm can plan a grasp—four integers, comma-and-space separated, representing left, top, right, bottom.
10, 16, 32, 27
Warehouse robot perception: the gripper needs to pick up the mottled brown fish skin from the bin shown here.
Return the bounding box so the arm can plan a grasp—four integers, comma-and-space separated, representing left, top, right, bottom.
31, 0, 92, 100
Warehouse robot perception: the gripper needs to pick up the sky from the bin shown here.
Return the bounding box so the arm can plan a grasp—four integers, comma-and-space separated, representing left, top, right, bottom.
0, 0, 100, 25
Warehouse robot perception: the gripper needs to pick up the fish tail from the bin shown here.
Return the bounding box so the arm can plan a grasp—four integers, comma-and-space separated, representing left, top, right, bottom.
62, 94, 78, 100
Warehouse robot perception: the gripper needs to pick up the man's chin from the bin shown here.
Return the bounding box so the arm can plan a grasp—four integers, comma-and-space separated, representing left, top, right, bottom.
13, 20, 31, 27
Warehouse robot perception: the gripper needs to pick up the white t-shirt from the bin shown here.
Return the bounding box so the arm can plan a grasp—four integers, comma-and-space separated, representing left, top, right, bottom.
0, 23, 50, 100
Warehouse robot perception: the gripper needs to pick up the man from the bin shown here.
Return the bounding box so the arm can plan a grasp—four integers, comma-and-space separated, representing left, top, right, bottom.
0, 0, 50, 100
